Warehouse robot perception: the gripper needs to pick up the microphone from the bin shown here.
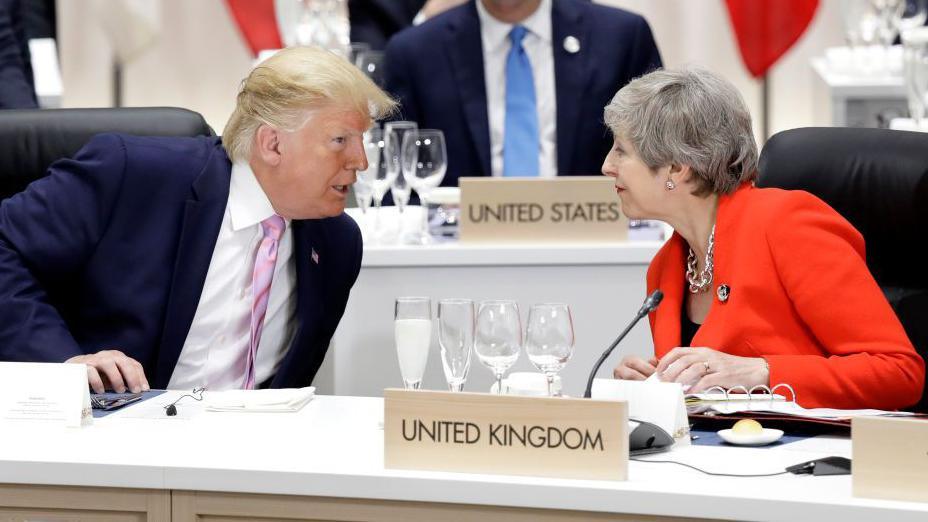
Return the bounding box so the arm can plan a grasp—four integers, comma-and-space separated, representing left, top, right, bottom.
583, 290, 663, 398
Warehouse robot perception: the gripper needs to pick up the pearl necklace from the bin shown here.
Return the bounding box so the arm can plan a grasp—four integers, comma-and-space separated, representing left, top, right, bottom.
686, 225, 715, 294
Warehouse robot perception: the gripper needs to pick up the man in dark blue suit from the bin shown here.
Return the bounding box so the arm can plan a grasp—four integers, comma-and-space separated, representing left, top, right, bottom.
384, 0, 661, 185
0, 0, 37, 109
349, 0, 427, 50
0, 46, 396, 393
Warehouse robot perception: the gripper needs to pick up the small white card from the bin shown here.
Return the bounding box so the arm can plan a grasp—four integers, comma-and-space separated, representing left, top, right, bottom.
0, 362, 92, 428
591, 378, 690, 446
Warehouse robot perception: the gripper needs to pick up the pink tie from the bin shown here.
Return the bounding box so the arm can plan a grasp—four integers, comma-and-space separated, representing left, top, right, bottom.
244, 214, 285, 389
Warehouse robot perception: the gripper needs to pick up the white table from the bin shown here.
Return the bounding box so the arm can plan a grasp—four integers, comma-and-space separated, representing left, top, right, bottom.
319, 241, 663, 397
1, 394, 926, 521
811, 51, 907, 128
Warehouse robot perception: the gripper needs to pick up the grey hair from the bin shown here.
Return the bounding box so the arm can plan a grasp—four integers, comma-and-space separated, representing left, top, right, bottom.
603, 66, 757, 196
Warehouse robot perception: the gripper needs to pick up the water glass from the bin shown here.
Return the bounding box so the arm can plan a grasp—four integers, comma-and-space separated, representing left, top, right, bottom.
903, 28, 928, 125
358, 128, 394, 241
355, 50, 386, 86
401, 129, 448, 244
524, 304, 575, 397
394, 297, 432, 390
385, 121, 417, 216
474, 300, 522, 395
438, 299, 474, 392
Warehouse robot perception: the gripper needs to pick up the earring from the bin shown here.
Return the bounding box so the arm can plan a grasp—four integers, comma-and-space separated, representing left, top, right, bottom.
665, 179, 676, 190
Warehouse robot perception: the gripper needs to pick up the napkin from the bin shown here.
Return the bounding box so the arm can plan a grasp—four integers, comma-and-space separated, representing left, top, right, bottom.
205, 387, 315, 412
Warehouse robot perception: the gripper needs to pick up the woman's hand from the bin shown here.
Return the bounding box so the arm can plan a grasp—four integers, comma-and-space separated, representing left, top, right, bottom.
613, 355, 659, 380
655, 347, 769, 392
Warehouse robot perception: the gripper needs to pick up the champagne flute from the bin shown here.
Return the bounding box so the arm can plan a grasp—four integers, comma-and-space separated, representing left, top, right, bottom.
357, 128, 394, 242
438, 298, 474, 392
355, 50, 386, 86
474, 300, 522, 395
903, 28, 928, 126
385, 121, 416, 242
401, 129, 448, 244
394, 297, 432, 390
524, 303, 575, 397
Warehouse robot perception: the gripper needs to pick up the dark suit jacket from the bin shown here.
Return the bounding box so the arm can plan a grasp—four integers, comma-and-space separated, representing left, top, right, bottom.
0, 0, 37, 109
0, 134, 363, 389
383, 0, 661, 186
349, 0, 426, 50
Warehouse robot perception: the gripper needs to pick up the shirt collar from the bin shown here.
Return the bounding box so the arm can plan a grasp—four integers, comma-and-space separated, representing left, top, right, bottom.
229, 161, 286, 232
476, 0, 552, 54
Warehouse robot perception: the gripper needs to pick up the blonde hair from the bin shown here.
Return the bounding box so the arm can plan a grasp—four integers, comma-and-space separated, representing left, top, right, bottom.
223, 46, 397, 162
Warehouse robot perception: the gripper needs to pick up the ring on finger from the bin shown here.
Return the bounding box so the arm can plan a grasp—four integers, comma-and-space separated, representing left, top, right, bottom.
703, 361, 711, 374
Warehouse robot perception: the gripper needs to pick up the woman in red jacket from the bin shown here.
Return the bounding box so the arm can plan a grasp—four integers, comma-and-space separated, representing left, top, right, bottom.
603, 67, 924, 410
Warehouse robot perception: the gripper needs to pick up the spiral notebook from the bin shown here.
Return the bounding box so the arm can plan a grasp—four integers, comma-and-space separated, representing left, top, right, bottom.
683, 383, 918, 426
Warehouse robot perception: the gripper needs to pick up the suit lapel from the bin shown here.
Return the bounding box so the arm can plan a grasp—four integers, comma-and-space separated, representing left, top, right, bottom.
552, 0, 591, 175
154, 147, 230, 389
653, 234, 686, 355
272, 220, 326, 387
445, 2, 491, 177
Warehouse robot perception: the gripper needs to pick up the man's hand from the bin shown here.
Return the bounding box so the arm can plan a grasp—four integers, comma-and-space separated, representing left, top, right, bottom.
655, 347, 769, 392
65, 350, 150, 394
613, 355, 659, 380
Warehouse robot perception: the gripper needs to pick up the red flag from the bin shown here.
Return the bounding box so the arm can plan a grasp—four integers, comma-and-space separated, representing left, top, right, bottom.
224, 0, 283, 56
725, 0, 820, 78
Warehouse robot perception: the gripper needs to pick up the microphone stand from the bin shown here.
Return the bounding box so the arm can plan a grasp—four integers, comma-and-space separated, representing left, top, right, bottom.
583, 290, 663, 398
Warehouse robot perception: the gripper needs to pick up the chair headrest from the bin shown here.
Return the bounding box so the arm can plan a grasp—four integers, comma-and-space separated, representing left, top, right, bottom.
0, 107, 215, 200
758, 127, 928, 289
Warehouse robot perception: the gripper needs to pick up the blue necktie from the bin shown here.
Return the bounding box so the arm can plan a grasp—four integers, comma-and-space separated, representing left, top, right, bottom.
503, 25, 539, 177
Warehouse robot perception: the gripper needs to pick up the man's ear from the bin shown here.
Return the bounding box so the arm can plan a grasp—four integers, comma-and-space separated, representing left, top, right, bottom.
254, 124, 282, 167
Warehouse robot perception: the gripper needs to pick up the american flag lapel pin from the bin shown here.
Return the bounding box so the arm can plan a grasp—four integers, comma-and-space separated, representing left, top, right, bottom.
311, 248, 320, 265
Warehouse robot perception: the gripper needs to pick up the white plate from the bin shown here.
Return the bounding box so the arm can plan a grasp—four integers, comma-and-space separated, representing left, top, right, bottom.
717, 428, 784, 446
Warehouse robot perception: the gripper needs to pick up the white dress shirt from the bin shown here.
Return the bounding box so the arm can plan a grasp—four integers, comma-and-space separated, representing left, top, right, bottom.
476, 0, 557, 178
168, 162, 296, 390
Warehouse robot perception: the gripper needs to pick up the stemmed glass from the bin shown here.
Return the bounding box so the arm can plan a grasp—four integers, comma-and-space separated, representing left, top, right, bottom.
524, 303, 575, 397
474, 300, 522, 395
352, 177, 374, 239
356, 50, 386, 86
903, 28, 928, 125
357, 128, 395, 242
401, 129, 447, 244
899, 0, 928, 33
874, 0, 905, 58
394, 297, 432, 390
385, 121, 417, 238
438, 299, 474, 392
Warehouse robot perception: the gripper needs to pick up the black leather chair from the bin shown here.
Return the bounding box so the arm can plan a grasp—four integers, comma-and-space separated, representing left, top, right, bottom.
0, 107, 214, 200
758, 127, 928, 412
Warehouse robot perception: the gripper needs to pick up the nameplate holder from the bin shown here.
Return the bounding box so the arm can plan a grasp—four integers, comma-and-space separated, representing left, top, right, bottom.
0, 362, 92, 428
458, 177, 627, 243
383, 389, 628, 481
853, 416, 928, 503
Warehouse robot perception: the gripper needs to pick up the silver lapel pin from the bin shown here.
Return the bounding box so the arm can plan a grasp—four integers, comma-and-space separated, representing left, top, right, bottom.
563, 36, 580, 54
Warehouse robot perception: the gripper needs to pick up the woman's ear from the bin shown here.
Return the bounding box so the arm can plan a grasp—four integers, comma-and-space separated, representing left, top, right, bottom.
668, 163, 692, 186
254, 124, 282, 167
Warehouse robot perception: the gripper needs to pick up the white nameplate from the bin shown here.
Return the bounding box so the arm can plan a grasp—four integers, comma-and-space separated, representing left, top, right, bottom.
384, 389, 628, 481
459, 177, 628, 243
853, 416, 928, 503
0, 362, 92, 428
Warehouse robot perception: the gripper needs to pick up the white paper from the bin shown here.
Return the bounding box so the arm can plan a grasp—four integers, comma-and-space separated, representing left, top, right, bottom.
591, 378, 690, 445
0, 362, 92, 428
